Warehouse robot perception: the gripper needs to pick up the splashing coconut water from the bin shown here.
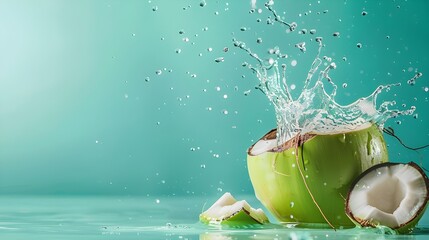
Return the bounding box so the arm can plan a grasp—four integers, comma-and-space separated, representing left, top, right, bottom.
242, 1, 419, 229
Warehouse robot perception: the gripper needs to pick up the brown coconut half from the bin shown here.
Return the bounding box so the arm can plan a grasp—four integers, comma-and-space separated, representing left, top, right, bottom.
345, 162, 429, 233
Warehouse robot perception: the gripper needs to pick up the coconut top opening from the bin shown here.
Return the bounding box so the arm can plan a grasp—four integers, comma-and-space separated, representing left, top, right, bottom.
347, 163, 428, 228
249, 122, 373, 156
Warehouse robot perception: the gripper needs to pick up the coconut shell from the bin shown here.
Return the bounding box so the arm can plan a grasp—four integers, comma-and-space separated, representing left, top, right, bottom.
247, 124, 388, 228
345, 162, 429, 234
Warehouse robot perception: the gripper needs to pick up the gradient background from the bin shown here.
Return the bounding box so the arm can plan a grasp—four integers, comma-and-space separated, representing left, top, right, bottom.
0, 0, 428, 198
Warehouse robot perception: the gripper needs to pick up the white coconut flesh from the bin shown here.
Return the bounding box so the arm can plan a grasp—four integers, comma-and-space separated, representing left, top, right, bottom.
347, 163, 428, 228
200, 192, 269, 224
249, 122, 373, 156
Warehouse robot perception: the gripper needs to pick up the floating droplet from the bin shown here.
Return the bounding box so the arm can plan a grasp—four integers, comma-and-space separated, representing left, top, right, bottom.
145, 77, 150, 82
175, 48, 182, 54
256, 38, 263, 44
155, 70, 162, 75
342, 83, 348, 88
152, 6, 158, 11
333, 32, 340, 37
215, 57, 224, 63
240, 27, 247, 31
362, 11, 367, 16
155, 199, 160, 204
199, 1, 206, 7
357, 43, 362, 48
291, 60, 297, 67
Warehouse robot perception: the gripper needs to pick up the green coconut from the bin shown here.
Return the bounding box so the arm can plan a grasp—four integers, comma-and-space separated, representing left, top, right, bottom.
247, 123, 388, 228
345, 162, 429, 234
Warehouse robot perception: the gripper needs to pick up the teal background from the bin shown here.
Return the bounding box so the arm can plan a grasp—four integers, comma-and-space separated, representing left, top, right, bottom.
0, 0, 428, 199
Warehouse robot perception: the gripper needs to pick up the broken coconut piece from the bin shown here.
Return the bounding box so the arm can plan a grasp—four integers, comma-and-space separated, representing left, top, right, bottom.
346, 162, 429, 234
199, 192, 269, 225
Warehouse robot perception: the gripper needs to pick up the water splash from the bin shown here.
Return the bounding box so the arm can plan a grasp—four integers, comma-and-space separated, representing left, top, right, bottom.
234, 2, 416, 144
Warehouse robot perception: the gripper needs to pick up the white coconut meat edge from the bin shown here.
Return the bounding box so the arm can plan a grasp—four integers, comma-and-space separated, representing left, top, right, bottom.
250, 122, 373, 156
200, 192, 269, 224
347, 163, 428, 228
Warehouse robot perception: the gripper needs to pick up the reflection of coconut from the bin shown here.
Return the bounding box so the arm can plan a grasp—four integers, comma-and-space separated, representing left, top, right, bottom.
247, 123, 388, 228
346, 162, 429, 233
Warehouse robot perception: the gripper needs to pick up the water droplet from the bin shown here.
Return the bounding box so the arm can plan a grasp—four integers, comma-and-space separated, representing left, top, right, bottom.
95, 140, 99, 144
290, 84, 296, 90
290, 215, 294, 219
203, 27, 209, 31
240, 27, 247, 31
145, 77, 150, 82
332, 32, 340, 37
309, 29, 316, 34
361, 11, 367, 16
256, 38, 263, 44
215, 57, 224, 63
357, 43, 362, 48
244, 90, 251, 96
191, 74, 197, 78
424, 86, 429, 92
207, 47, 213, 52
190, 147, 196, 151
223, 94, 228, 99
175, 48, 182, 54
215, 86, 221, 91
200, 164, 206, 168
290, 202, 295, 208
291, 60, 297, 67
217, 187, 223, 192
199, 1, 206, 7
155, 70, 162, 75
155, 199, 160, 204
295, 42, 306, 52
222, 110, 228, 115
156, 121, 161, 125
152, 6, 158, 11
342, 83, 348, 88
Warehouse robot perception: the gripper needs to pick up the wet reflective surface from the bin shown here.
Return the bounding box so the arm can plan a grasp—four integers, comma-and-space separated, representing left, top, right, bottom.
1, 196, 428, 239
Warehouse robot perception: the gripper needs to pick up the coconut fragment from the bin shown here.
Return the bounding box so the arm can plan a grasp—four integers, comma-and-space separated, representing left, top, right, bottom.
199, 192, 269, 225
346, 162, 429, 233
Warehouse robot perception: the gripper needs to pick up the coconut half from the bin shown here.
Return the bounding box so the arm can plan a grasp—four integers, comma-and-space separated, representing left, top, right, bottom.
247, 123, 388, 228
345, 162, 429, 233
199, 192, 269, 225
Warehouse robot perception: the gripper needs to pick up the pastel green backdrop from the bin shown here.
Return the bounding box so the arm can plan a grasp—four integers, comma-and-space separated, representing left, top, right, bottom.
0, 0, 428, 196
